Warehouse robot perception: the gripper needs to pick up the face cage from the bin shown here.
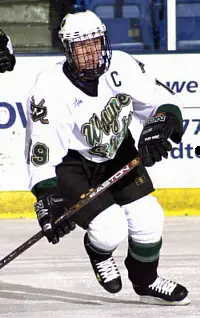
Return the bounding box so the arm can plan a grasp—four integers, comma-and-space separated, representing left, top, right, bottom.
63, 31, 112, 81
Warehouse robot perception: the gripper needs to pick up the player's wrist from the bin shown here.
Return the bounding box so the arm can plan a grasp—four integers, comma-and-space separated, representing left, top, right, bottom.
156, 104, 183, 125
31, 177, 58, 197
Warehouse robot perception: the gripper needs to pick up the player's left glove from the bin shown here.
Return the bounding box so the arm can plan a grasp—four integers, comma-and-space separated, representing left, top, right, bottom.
34, 194, 76, 244
138, 112, 183, 167
0, 30, 15, 73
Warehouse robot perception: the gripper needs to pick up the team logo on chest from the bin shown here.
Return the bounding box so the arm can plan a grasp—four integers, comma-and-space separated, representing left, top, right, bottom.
81, 93, 133, 158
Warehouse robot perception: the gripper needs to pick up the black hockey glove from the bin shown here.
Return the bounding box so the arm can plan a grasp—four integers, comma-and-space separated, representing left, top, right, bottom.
34, 194, 76, 244
0, 30, 15, 73
138, 112, 183, 167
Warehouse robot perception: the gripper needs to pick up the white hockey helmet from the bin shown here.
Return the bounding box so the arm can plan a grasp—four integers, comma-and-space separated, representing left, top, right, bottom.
58, 10, 112, 80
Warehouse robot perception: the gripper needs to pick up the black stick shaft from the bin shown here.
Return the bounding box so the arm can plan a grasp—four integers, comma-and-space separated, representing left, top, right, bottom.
0, 157, 141, 269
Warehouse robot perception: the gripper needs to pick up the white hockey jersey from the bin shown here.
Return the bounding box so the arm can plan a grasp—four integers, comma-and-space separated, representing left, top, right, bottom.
25, 50, 180, 190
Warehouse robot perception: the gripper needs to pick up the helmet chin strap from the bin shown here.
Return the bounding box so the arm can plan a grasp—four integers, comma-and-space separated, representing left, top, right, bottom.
63, 60, 99, 97
78, 64, 105, 81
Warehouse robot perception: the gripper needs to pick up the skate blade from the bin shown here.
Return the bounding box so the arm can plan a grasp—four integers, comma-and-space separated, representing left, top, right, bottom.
139, 295, 191, 306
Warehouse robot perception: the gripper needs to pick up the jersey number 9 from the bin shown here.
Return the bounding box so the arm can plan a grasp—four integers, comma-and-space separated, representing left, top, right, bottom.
31, 142, 49, 166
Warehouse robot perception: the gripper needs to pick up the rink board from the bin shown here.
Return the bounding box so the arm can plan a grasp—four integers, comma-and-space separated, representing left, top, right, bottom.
0, 188, 200, 218
1, 53, 200, 217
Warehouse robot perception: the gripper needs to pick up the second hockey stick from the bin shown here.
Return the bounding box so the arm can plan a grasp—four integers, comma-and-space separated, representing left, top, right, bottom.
0, 156, 141, 270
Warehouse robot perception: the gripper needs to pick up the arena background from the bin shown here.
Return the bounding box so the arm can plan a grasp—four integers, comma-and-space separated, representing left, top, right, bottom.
0, 0, 200, 217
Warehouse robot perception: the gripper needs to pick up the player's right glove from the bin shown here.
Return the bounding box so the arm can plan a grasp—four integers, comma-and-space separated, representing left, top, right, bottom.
138, 111, 183, 167
34, 194, 76, 244
0, 30, 15, 73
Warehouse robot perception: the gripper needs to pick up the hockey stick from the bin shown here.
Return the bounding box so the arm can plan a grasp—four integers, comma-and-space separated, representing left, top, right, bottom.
0, 156, 141, 270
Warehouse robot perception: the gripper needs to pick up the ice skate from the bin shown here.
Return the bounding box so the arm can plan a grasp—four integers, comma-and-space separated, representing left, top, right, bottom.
84, 234, 122, 293
134, 276, 190, 305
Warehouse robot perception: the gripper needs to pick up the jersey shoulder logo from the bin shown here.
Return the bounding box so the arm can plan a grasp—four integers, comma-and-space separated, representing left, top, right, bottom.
30, 95, 49, 124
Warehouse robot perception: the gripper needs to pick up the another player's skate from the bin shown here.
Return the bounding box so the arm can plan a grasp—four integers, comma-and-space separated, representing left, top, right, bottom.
133, 276, 190, 305
84, 233, 122, 293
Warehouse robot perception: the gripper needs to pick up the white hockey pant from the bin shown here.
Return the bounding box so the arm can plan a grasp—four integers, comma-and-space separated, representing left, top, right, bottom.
87, 195, 164, 261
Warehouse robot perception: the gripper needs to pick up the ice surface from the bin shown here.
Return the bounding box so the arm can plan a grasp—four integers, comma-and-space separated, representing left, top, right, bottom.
0, 217, 199, 318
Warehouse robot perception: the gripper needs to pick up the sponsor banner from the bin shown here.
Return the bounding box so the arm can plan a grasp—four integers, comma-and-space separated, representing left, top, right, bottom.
0, 53, 200, 190
135, 53, 200, 109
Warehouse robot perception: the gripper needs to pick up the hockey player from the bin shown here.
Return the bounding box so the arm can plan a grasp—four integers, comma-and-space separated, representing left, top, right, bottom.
0, 30, 16, 73
25, 10, 190, 305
